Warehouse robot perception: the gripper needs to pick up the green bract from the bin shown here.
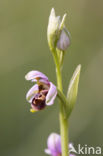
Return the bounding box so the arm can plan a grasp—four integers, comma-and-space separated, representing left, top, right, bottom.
66, 65, 81, 118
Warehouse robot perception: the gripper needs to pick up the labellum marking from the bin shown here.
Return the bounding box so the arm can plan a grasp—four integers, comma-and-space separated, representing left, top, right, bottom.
32, 87, 48, 110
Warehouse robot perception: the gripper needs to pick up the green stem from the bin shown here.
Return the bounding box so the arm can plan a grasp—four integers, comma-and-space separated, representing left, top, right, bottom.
53, 52, 69, 156
57, 88, 67, 108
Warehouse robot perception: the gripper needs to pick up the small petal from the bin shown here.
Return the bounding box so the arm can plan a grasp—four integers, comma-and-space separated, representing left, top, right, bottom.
46, 82, 57, 105
26, 84, 38, 103
47, 133, 61, 156
25, 70, 48, 82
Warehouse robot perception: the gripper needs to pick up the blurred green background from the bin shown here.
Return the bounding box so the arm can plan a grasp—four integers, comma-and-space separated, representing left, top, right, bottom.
0, 0, 103, 156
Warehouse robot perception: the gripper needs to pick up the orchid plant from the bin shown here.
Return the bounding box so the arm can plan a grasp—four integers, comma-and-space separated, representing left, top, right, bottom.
25, 8, 81, 156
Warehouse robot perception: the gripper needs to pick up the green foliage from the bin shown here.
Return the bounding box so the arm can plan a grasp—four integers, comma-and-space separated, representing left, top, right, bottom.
66, 65, 81, 118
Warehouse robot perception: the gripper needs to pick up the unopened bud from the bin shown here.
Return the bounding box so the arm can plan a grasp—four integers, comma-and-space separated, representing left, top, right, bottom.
47, 8, 60, 49
47, 8, 70, 52
57, 28, 70, 51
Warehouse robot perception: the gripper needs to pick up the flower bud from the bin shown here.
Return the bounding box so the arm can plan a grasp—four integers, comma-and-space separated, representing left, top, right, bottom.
57, 28, 70, 51
47, 8, 70, 52
47, 8, 60, 49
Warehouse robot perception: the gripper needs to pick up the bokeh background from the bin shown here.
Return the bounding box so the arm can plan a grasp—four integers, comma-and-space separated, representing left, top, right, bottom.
0, 0, 103, 156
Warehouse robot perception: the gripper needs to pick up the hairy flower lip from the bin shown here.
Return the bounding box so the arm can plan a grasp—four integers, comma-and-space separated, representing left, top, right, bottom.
25, 71, 57, 111
31, 93, 46, 110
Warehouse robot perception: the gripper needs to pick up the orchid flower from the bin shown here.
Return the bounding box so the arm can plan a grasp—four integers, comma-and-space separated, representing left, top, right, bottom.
45, 133, 76, 156
25, 71, 57, 112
